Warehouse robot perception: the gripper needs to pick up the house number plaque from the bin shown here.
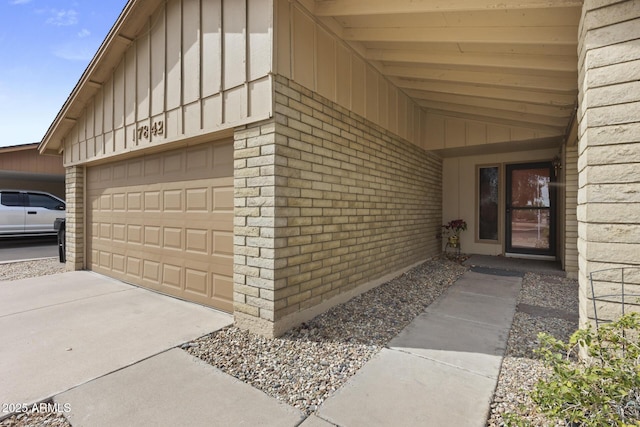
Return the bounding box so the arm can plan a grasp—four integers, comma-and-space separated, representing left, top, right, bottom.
133, 120, 164, 142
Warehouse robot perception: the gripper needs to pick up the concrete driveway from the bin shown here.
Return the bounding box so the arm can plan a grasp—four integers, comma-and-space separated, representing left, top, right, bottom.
0, 271, 233, 407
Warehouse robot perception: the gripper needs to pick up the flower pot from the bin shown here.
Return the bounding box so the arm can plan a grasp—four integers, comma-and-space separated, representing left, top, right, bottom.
448, 235, 459, 248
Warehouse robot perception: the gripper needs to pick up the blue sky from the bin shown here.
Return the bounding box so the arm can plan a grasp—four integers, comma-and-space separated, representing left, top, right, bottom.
0, 0, 127, 147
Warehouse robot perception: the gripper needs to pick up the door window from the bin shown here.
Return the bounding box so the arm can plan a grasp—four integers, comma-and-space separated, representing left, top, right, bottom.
506, 163, 555, 255
27, 194, 64, 210
1, 192, 25, 207
478, 166, 499, 241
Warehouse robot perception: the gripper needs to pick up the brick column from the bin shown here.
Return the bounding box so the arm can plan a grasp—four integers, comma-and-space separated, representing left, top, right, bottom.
233, 119, 280, 337
564, 143, 578, 278
577, 0, 640, 325
65, 166, 85, 271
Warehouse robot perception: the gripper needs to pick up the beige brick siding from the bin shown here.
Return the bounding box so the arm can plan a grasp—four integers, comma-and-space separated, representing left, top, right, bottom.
233, 119, 279, 335
234, 75, 442, 337
564, 143, 578, 277
65, 166, 85, 271
577, 0, 640, 325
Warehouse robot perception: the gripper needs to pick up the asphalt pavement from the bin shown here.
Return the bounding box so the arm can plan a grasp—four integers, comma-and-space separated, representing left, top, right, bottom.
0, 236, 58, 262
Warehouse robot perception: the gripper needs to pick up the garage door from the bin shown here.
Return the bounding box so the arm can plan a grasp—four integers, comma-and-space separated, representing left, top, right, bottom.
87, 141, 234, 312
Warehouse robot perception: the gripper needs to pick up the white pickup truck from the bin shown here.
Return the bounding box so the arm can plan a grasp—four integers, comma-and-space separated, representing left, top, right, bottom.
0, 190, 66, 237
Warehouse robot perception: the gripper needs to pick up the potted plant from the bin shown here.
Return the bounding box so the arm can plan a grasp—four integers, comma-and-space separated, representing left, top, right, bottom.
441, 219, 467, 248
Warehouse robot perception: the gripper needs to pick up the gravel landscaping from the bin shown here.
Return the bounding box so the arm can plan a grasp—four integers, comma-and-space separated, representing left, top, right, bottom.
184, 259, 466, 414
487, 272, 579, 427
0, 258, 580, 426
0, 407, 70, 427
0, 259, 65, 282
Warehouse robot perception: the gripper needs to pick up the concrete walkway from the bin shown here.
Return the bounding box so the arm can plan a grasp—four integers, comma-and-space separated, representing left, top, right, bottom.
312, 268, 522, 427
1, 268, 522, 426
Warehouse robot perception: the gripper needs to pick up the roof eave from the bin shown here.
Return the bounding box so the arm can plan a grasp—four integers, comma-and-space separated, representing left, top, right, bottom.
38, 0, 162, 155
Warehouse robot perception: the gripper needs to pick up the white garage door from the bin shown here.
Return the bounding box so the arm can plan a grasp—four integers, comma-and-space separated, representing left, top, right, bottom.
86, 141, 234, 312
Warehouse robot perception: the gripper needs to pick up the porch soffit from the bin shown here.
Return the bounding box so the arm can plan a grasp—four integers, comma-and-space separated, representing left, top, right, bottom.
311, 0, 582, 144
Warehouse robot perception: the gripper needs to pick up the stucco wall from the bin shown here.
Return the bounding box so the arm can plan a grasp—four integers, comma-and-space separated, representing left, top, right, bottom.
577, 0, 640, 325
234, 75, 442, 337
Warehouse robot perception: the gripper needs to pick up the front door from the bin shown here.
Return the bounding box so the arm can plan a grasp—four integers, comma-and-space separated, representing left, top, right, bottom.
505, 162, 556, 256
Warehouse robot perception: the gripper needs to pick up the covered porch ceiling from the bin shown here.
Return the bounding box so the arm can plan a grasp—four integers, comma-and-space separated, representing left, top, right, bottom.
308, 0, 582, 148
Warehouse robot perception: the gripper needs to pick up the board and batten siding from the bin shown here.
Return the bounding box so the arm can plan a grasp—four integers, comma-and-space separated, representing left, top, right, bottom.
63, 0, 273, 166
423, 113, 562, 151
275, 0, 423, 149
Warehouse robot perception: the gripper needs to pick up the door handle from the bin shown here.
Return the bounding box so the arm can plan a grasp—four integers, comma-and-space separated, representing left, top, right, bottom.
27, 211, 37, 215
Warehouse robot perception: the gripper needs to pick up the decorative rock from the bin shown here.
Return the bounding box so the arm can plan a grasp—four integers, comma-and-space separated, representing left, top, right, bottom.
185, 258, 466, 415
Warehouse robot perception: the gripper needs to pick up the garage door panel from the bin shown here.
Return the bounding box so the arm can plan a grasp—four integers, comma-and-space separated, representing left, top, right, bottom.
112, 193, 126, 210
100, 167, 111, 183
163, 152, 184, 173
214, 274, 234, 301
211, 255, 233, 276
99, 251, 111, 269
143, 260, 161, 282
162, 189, 183, 211
186, 228, 208, 253
112, 254, 126, 273
144, 157, 161, 176
127, 160, 143, 178
127, 257, 141, 277
100, 223, 111, 239
127, 192, 142, 210
87, 140, 234, 313
144, 226, 161, 247
211, 212, 234, 231
144, 191, 161, 210
100, 194, 111, 209
163, 227, 183, 249
213, 187, 234, 209
213, 231, 233, 255
185, 269, 208, 295
186, 188, 209, 211
113, 224, 126, 241
162, 264, 182, 289
128, 225, 143, 243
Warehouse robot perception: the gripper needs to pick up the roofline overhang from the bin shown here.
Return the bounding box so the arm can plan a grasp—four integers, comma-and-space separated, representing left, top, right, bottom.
0, 142, 40, 154
38, 0, 163, 156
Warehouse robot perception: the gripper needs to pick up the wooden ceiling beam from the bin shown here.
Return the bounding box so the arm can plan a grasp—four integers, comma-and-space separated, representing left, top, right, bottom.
419, 100, 569, 128
408, 90, 575, 118
395, 78, 576, 105
422, 106, 567, 134
384, 65, 578, 92
368, 49, 577, 73
314, 0, 583, 16
344, 26, 577, 45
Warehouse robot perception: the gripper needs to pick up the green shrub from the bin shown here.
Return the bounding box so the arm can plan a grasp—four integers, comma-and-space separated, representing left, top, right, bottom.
529, 313, 640, 426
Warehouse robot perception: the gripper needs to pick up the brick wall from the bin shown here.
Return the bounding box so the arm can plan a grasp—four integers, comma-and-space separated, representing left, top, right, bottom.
234, 75, 442, 337
564, 143, 578, 278
65, 166, 85, 271
577, 0, 640, 325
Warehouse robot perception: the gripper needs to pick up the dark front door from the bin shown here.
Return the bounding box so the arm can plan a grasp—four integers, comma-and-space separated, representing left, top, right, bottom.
505, 162, 556, 256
